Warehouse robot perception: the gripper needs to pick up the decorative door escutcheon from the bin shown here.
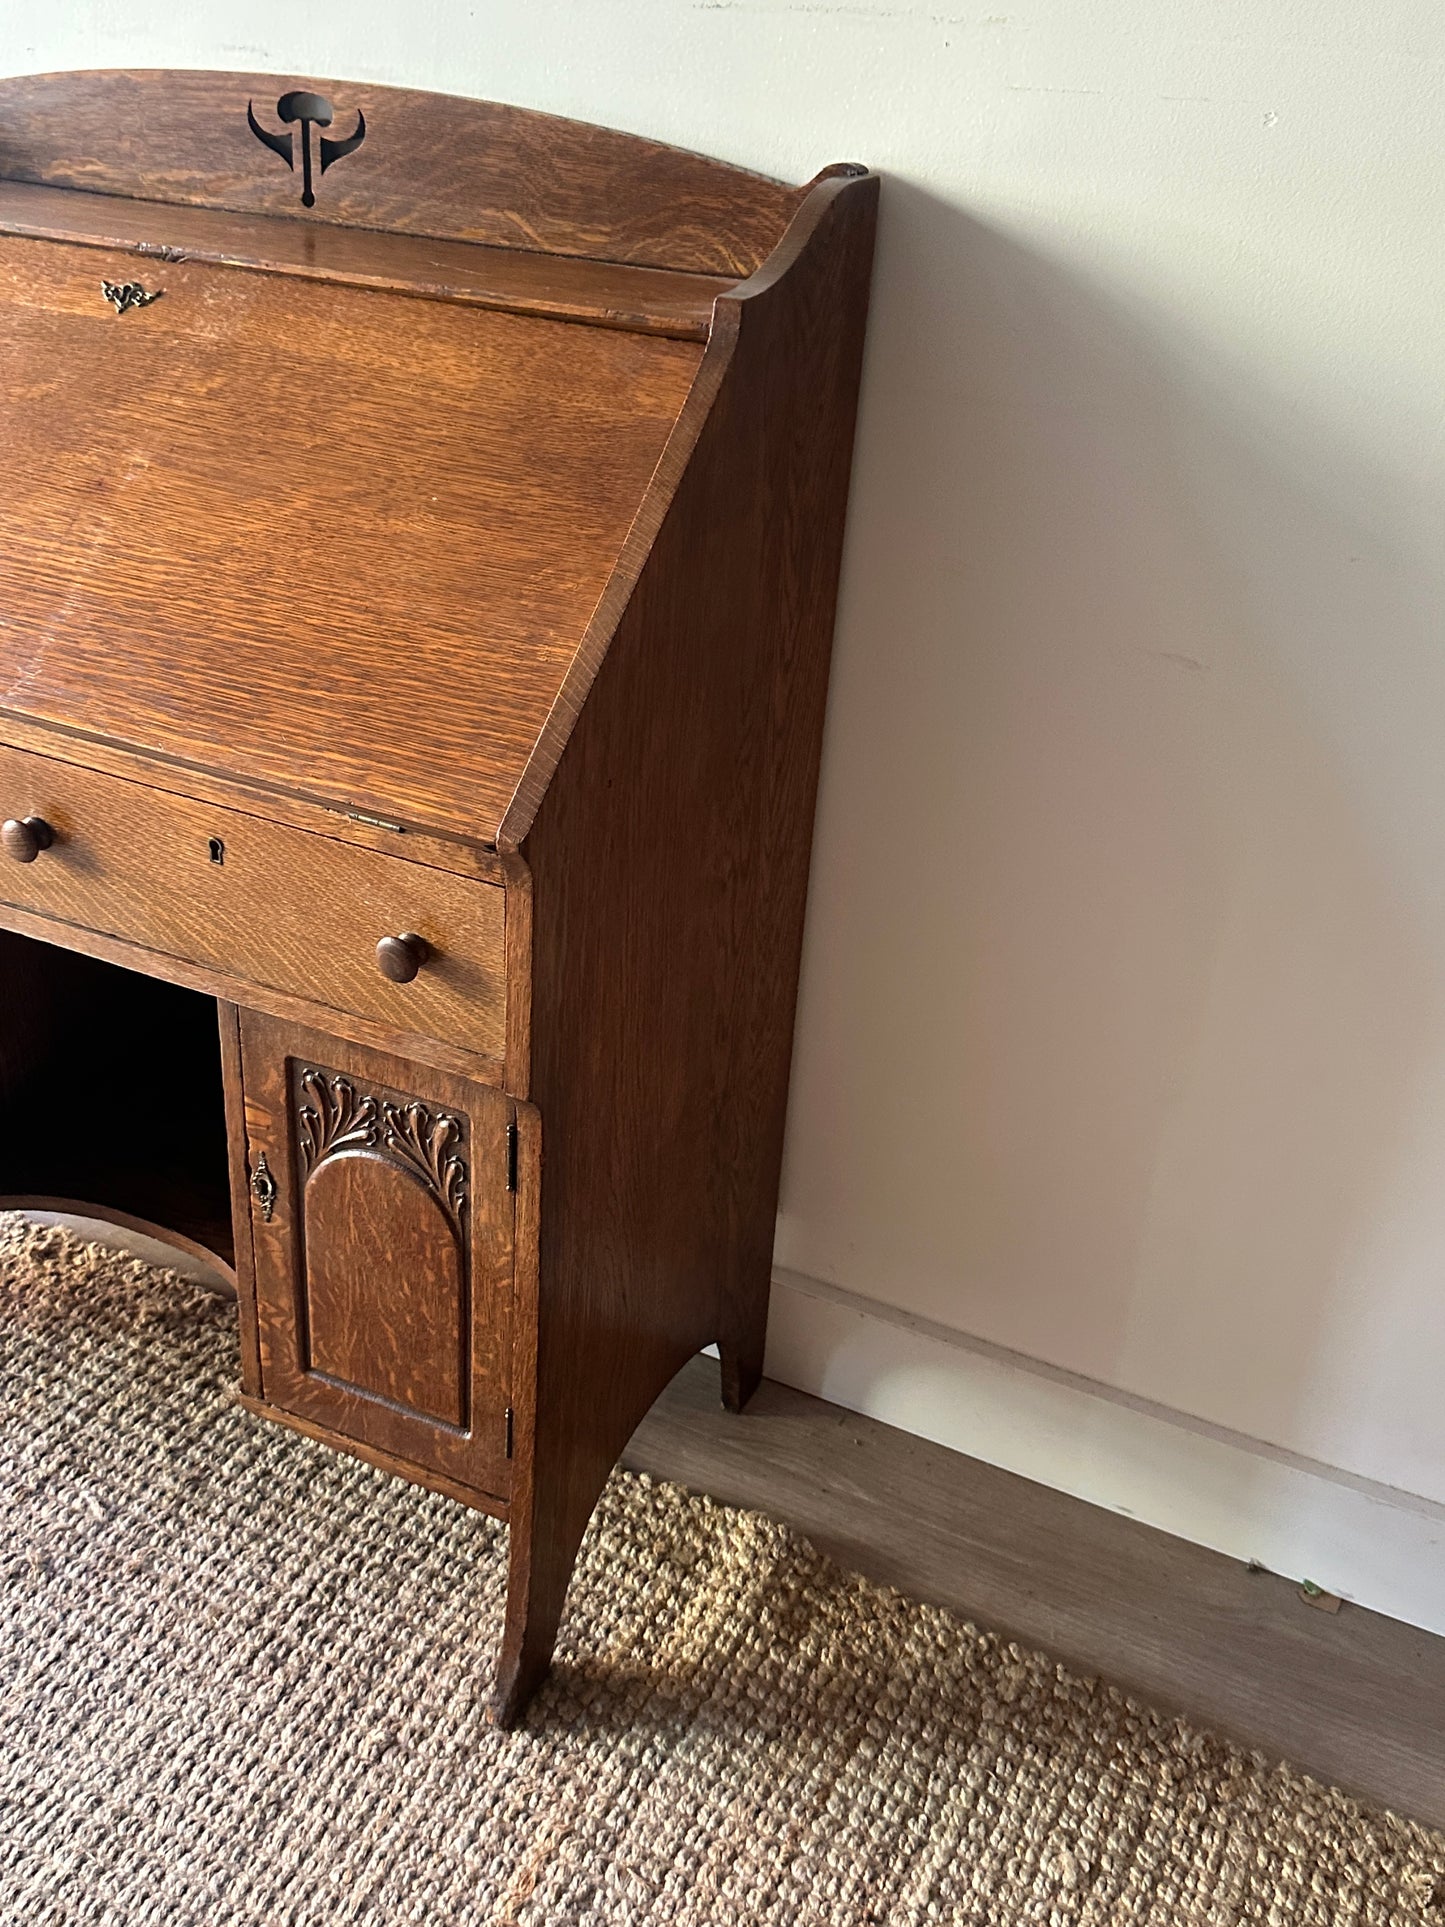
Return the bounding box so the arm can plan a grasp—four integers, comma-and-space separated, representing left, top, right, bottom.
250, 1153, 278, 1223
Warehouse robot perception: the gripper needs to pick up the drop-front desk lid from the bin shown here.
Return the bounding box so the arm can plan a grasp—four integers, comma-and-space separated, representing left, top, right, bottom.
0, 69, 866, 849
0, 218, 707, 847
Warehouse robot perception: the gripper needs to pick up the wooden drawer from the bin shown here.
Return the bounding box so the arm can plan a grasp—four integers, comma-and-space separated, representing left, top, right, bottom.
0, 745, 506, 1061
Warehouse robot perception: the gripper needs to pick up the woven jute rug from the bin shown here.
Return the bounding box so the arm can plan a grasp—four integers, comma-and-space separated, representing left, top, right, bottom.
1, 1214, 1441, 1926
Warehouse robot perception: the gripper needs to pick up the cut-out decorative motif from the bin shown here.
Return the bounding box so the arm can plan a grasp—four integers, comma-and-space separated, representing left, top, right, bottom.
247, 90, 367, 208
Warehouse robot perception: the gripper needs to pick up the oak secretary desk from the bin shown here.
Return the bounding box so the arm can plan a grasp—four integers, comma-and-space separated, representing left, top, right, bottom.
0, 69, 877, 1721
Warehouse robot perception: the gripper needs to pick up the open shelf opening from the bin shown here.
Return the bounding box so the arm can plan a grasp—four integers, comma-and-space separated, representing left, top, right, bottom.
0, 931, 234, 1269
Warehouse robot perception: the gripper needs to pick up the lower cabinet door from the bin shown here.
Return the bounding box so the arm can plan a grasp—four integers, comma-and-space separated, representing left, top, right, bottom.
237, 1010, 515, 1500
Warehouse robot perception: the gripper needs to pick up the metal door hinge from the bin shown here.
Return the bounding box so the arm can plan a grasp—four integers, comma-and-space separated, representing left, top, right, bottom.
505, 1120, 518, 1192
343, 809, 405, 832
505, 1406, 514, 1459
249, 1152, 278, 1222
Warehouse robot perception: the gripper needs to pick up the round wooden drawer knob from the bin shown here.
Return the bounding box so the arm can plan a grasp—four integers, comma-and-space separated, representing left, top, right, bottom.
375, 932, 431, 983
2, 816, 54, 863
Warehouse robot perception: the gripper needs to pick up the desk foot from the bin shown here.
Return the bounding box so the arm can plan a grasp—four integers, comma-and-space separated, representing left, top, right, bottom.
490, 1501, 582, 1728
718, 1296, 766, 1414
489, 1645, 553, 1730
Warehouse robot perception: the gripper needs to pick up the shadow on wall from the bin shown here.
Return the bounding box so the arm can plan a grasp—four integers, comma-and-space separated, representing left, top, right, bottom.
775, 177, 1445, 1485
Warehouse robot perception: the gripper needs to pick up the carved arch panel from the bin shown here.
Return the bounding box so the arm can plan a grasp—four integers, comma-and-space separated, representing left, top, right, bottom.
237, 1012, 516, 1499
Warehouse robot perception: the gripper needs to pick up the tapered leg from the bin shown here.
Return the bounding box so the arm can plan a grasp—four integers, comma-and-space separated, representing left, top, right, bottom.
489, 1481, 590, 1728
718, 1281, 767, 1414
491, 1567, 565, 1728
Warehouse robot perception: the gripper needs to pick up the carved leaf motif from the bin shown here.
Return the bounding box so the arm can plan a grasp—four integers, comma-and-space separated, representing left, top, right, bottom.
297, 1068, 379, 1172
295, 1064, 468, 1237
380, 1099, 468, 1231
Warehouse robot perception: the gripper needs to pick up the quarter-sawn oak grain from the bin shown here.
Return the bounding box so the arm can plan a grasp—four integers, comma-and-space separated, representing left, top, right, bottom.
0, 68, 878, 1727
241, 1014, 517, 1502
0, 179, 730, 339
0, 236, 700, 842
493, 172, 878, 1719
0, 69, 805, 276
0, 744, 508, 1061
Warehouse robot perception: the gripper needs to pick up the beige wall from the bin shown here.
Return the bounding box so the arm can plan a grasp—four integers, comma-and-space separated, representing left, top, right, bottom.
775, 4, 1445, 1510
5, 1, 1443, 1603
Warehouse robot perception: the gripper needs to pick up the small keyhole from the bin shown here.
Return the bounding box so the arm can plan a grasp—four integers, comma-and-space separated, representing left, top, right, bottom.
208, 837, 225, 865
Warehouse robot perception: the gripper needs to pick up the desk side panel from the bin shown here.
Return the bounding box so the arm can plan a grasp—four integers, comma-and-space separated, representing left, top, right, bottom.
493, 175, 878, 1714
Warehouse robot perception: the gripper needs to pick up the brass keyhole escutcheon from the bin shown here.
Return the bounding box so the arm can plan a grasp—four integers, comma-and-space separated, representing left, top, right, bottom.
101, 280, 162, 316
250, 1153, 278, 1223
